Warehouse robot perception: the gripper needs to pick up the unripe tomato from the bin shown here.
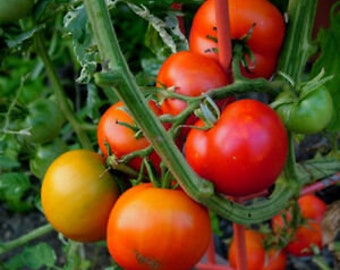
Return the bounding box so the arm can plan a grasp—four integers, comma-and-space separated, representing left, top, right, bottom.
184, 99, 288, 197
0, 0, 34, 23
41, 150, 120, 242
275, 86, 334, 134
106, 184, 212, 270
23, 98, 65, 144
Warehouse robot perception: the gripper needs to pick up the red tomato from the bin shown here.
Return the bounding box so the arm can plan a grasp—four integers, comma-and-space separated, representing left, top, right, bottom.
298, 194, 327, 222
271, 194, 326, 256
228, 229, 287, 270
184, 99, 288, 197
106, 184, 212, 270
156, 50, 230, 116
286, 221, 323, 256
189, 0, 285, 79
97, 101, 161, 171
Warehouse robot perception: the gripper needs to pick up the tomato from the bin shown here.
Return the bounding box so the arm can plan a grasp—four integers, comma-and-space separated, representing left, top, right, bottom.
41, 149, 120, 242
298, 194, 327, 222
285, 221, 323, 256
97, 100, 161, 171
0, 0, 34, 23
156, 50, 230, 116
274, 85, 334, 134
271, 194, 326, 256
228, 229, 287, 270
184, 99, 288, 197
189, 0, 285, 79
106, 184, 212, 270
23, 98, 65, 144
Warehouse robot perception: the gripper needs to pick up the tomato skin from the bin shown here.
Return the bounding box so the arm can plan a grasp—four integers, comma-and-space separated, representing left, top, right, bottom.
156, 50, 230, 116
275, 86, 334, 134
0, 0, 34, 23
228, 229, 287, 270
189, 0, 285, 79
184, 99, 288, 197
41, 150, 120, 242
106, 184, 212, 270
97, 101, 161, 171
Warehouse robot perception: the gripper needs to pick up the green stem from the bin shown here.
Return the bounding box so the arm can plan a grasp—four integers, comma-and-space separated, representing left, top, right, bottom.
33, 32, 93, 150
0, 224, 53, 256
277, 0, 318, 82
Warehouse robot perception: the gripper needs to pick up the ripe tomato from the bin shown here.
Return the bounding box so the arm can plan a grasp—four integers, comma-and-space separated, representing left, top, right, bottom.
97, 100, 161, 171
271, 194, 326, 256
274, 85, 334, 134
286, 221, 323, 256
228, 229, 287, 270
41, 149, 120, 242
189, 0, 285, 79
106, 184, 212, 270
184, 99, 288, 197
156, 50, 230, 116
0, 0, 34, 23
298, 194, 327, 222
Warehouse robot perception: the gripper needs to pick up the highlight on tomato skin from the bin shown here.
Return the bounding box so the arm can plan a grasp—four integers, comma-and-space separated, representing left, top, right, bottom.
41, 149, 121, 243
184, 98, 289, 197
106, 183, 212, 270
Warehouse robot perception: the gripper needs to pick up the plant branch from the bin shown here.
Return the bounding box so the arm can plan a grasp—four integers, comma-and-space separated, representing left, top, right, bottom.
33, 31, 93, 150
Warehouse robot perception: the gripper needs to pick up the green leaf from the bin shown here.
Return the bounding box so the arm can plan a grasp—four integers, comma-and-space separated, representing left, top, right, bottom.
3, 243, 56, 270
0, 172, 33, 211
310, 2, 340, 131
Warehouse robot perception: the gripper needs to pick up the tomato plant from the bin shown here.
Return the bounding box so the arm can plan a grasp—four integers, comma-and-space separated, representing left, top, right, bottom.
228, 229, 287, 270
184, 99, 288, 197
41, 149, 120, 242
0, 0, 34, 23
156, 50, 230, 116
106, 183, 212, 270
97, 100, 161, 171
189, 0, 285, 79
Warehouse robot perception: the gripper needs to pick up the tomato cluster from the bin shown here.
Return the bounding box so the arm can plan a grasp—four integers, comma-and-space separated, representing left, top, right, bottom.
189, 0, 285, 79
271, 194, 327, 257
39, 1, 332, 269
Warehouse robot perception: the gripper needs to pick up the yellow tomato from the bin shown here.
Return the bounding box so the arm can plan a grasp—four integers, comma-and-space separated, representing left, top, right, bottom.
41, 149, 120, 242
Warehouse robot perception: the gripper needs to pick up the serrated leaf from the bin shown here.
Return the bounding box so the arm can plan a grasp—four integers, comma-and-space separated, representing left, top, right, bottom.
4, 243, 57, 270
310, 3, 340, 132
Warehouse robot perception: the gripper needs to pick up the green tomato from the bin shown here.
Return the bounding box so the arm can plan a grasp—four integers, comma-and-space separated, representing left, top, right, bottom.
29, 138, 68, 179
23, 98, 65, 144
275, 86, 333, 134
0, 0, 34, 23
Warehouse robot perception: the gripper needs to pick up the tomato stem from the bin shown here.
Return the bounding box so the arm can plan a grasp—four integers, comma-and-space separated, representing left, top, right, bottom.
0, 224, 53, 256
33, 32, 93, 150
